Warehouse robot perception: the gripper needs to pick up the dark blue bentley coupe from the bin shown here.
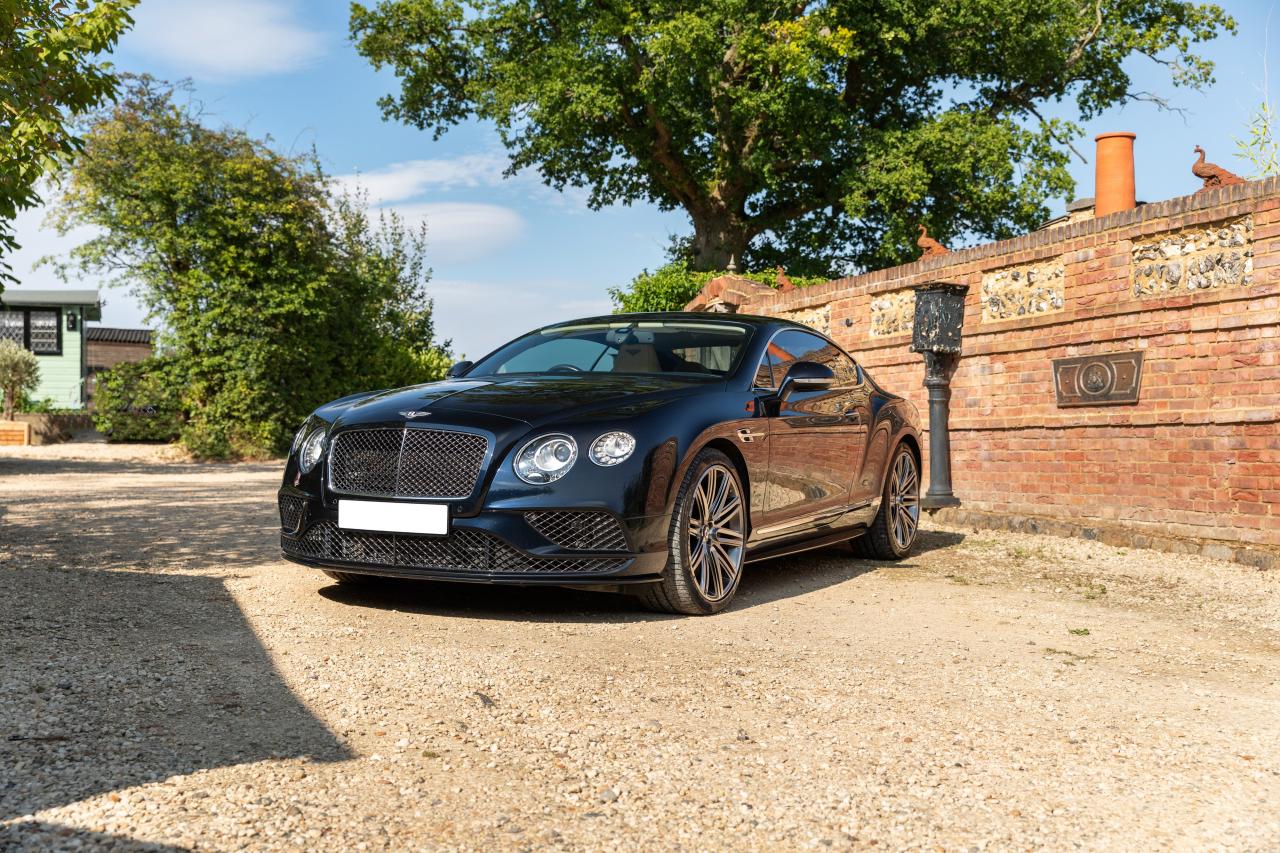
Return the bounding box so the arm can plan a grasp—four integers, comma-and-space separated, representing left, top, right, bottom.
279, 313, 922, 614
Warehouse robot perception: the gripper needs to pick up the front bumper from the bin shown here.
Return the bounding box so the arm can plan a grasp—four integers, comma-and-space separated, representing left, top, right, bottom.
278, 489, 669, 586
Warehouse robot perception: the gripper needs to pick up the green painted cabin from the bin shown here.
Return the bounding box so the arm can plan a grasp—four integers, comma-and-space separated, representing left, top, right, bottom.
0, 289, 102, 409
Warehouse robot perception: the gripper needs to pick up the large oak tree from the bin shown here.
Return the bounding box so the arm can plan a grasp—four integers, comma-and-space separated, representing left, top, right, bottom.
351, 0, 1233, 274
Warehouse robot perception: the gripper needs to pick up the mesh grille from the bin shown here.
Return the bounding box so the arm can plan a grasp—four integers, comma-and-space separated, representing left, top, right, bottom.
282, 522, 630, 575
278, 494, 306, 534
329, 428, 488, 499
525, 511, 628, 551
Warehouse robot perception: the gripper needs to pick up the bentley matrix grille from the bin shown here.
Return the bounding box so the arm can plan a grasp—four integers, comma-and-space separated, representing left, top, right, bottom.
282, 522, 630, 575
525, 511, 628, 551
329, 428, 488, 499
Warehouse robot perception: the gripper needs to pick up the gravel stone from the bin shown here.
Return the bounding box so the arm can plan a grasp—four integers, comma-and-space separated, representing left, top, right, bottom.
0, 442, 1277, 851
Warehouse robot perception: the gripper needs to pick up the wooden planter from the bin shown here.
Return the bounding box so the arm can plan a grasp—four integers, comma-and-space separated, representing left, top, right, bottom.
0, 420, 32, 446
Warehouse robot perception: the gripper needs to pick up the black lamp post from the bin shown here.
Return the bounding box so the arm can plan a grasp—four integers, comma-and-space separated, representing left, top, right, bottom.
910, 283, 969, 511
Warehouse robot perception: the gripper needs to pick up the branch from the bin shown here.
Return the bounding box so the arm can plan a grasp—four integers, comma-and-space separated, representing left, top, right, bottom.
595, 0, 709, 213
1026, 103, 1088, 164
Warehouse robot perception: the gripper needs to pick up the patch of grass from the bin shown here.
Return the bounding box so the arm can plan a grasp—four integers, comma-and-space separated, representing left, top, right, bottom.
1068, 628, 1091, 636
945, 574, 971, 585
1043, 647, 1093, 665
1081, 583, 1107, 600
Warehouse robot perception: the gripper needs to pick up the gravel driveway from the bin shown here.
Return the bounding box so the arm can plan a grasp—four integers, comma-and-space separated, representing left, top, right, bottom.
1, 443, 1278, 851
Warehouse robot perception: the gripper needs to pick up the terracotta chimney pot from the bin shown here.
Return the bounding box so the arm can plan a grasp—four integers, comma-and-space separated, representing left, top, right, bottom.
1094, 132, 1136, 217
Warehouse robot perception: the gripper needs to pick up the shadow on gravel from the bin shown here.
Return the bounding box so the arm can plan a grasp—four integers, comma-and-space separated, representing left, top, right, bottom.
316, 528, 969, 619
0, 822, 191, 852
318, 578, 675, 622
1, 476, 281, 573
0, 567, 352, 822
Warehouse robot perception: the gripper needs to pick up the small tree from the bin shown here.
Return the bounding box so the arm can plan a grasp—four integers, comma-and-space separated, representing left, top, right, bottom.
0, 339, 39, 420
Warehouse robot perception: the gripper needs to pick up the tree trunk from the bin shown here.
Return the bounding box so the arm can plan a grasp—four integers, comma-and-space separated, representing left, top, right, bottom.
2, 387, 13, 421
689, 212, 751, 272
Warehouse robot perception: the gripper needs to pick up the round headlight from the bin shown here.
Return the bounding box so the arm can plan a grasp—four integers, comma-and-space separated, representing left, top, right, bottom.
514, 433, 577, 484
589, 431, 636, 466
299, 427, 327, 473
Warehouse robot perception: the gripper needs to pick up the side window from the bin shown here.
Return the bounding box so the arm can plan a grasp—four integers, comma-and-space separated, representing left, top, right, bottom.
768, 329, 844, 385
831, 352, 860, 388
753, 351, 776, 389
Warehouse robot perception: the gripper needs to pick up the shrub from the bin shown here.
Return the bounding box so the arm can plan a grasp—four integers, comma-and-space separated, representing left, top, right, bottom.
93, 357, 185, 443
0, 339, 40, 420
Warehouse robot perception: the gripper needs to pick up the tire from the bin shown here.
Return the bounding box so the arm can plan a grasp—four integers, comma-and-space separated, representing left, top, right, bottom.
853, 443, 920, 560
637, 448, 747, 615
321, 570, 383, 585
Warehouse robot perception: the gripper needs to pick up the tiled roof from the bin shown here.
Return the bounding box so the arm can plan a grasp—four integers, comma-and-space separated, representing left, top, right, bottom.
86, 326, 153, 344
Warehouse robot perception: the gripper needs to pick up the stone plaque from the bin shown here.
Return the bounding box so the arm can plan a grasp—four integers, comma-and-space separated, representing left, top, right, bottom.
1053, 351, 1144, 407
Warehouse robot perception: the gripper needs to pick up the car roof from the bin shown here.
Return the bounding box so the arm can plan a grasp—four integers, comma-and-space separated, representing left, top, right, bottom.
542, 311, 811, 332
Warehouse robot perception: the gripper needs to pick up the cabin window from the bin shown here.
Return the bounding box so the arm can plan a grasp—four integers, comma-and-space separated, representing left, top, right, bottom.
0, 308, 64, 355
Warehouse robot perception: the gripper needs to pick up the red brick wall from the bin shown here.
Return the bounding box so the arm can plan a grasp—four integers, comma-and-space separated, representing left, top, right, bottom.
693, 179, 1280, 548
86, 340, 152, 372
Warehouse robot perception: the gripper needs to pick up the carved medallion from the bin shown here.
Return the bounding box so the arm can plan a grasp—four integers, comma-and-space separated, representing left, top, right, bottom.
1053, 351, 1144, 407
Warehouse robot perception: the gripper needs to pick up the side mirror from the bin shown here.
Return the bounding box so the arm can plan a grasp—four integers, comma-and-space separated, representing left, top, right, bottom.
445, 360, 473, 379
778, 361, 835, 400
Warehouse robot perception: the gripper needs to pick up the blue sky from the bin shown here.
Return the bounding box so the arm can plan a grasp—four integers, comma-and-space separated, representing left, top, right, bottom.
8, 0, 1279, 358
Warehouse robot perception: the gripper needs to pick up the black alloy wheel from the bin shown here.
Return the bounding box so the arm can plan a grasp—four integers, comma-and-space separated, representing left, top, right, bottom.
853, 443, 920, 560
639, 448, 746, 615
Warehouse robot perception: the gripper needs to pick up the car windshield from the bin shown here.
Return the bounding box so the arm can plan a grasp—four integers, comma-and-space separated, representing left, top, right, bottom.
468, 319, 752, 378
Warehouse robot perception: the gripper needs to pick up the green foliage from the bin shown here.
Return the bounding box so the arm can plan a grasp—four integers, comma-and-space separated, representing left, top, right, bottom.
351, 0, 1233, 274
17, 396, 82, 415
1235, 101, 1280, 179
92, 357, 185, 442
608, 261, 826, 313
0, 0, 137, 286
49, 77, 453, 458
0, 338, 39, 420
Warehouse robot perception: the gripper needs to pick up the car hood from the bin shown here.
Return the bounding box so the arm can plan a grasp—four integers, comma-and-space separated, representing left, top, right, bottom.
328, 374, 719, 429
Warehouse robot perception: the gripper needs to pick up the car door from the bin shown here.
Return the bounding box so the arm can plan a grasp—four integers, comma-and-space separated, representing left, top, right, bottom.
756, 329, 867, 534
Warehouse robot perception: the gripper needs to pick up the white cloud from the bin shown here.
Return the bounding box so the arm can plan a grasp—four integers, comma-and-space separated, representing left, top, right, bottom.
125, 0, 326, 80
382, 202, 525, 263
335, 154, 594, 212
429, 280, 612, 358
334, 155, 510, 205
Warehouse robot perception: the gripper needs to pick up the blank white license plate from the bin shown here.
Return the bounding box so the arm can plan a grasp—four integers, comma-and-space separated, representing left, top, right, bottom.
338, 500, 449, 536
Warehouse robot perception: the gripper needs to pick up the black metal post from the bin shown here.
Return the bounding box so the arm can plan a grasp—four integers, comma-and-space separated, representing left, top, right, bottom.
920, 351, 960, 509
910, 283, 969, 512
